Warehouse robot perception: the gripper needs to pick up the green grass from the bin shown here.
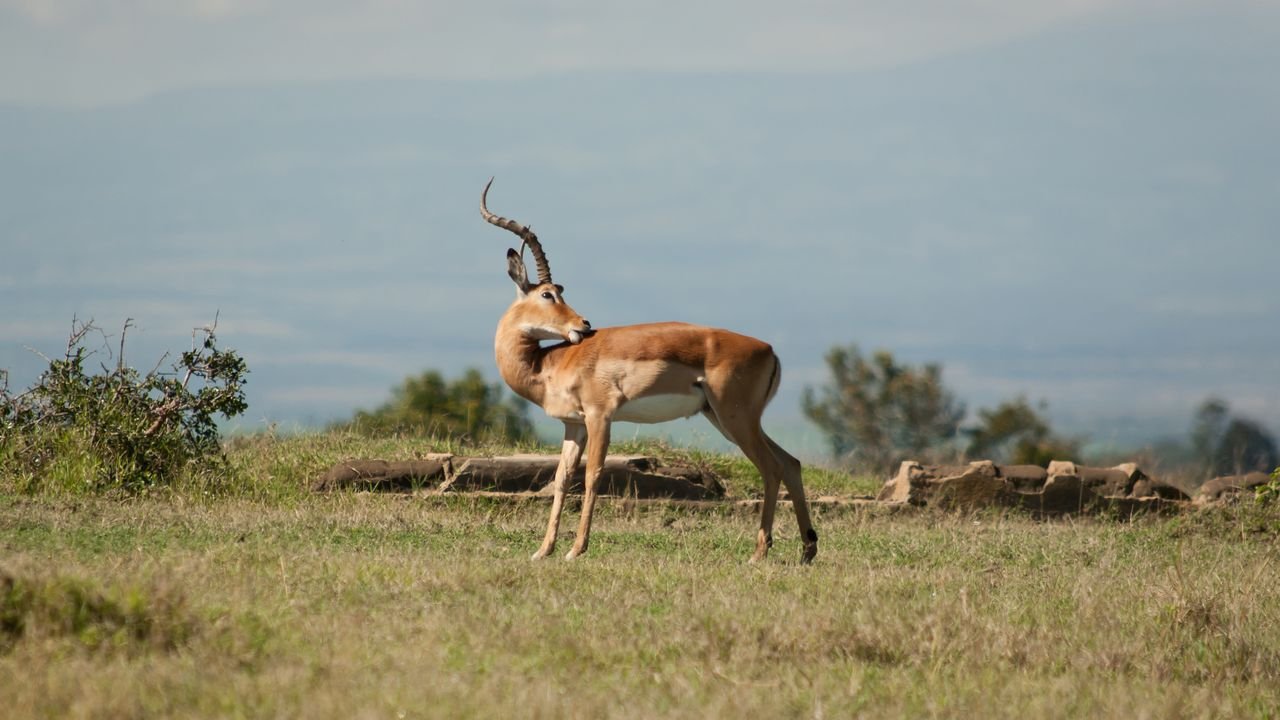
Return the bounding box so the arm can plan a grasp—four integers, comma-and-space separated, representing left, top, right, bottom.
2, 432, 1278, 718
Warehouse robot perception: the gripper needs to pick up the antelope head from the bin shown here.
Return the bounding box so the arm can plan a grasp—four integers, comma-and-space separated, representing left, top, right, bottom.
481, 179, 593, 344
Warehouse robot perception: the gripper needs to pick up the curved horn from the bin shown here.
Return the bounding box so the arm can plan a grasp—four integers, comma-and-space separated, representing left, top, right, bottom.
480, 178, 553, 286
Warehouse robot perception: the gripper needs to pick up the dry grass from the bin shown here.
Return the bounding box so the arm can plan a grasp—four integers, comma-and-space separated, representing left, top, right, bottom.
2, 433, 1279, 718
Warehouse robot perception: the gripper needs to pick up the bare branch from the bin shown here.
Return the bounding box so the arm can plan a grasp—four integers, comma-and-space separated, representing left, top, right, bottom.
147, 352, 171, 380
194, 311, 221, 347
118, 318, 134, 372
23, 345, 52, 365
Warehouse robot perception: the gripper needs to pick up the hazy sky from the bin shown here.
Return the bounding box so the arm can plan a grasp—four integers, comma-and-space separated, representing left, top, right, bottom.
0, 0, 1205, 107
2, 0, 1278, 456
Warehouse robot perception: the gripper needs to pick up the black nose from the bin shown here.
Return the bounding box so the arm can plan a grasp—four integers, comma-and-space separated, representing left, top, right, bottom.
583, 320, 591, 329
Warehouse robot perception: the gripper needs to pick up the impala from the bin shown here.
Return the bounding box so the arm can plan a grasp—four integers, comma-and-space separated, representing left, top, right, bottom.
480, 179, 818, 563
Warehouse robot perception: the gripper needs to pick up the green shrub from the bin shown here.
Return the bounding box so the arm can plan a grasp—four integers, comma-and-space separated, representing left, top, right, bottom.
1256, 467, 1280, 507
340, 367, 533, 443
964, 396, 1079, 466
0, 319, 248, 493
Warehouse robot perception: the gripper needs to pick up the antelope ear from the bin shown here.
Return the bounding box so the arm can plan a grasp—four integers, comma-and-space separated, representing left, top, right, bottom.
506, 248, 531, 292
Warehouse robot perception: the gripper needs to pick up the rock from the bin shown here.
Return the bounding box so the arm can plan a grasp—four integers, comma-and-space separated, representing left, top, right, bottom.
311, 455, 453, 492
877, 459, 1188, 514
1194, 472, 1273, 505
1045, 461, 1131, 497
931, 461, 1012, 509
876, 461, 930, 504
1115, 462, 1190, 501
1032, 470, 1102, 513
877, 460, 1012, 509
997, 464, 1048, 492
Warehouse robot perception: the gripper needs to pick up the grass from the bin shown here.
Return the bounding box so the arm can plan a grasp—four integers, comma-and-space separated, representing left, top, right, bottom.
2, 431, 1279, 718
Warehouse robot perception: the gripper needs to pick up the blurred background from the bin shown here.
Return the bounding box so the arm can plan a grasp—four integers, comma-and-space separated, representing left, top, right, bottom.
2, 0, 1277, 471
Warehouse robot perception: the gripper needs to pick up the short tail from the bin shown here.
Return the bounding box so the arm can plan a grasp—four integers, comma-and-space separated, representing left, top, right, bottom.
763, 353, 782, 408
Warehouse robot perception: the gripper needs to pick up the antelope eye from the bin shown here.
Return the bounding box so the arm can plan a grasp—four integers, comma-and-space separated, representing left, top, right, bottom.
540, 291, 555, 301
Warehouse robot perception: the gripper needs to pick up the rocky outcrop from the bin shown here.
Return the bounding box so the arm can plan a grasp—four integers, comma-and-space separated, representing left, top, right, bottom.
1193, 472, 1273, 505
316, 451, 1267, 515
877, 460, 1190, 514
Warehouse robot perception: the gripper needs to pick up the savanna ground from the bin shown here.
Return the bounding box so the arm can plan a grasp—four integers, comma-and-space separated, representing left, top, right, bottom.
3, 432, 1279, 719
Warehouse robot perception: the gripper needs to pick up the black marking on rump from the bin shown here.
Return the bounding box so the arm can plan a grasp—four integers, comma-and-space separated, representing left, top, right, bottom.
764, 354, 782, 408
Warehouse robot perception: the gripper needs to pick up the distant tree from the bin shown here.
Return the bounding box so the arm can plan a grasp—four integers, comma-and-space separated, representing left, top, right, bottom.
345, 368, 534, 442
1189, 397, 1277, 477
802, 345, 964, 473
1191, 397, 1230, 470
964, 397, 1078, 467
1211, 418, 1277, 476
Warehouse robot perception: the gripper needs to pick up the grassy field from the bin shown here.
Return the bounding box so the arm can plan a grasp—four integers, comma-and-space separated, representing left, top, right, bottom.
3, 433, 1279, 719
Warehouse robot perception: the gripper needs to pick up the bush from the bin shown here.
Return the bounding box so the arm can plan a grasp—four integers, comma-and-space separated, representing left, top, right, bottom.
964, 397, 1079, 466
0, 319, 248, 493
341, 367, 534, 443
1257, 467, 1280, 507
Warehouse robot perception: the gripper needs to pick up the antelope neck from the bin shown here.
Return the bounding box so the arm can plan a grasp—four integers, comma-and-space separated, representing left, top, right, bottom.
494, 317, 561, 407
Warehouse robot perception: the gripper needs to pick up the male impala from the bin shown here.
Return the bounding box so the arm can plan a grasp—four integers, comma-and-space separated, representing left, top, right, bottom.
481, 179, 818, 563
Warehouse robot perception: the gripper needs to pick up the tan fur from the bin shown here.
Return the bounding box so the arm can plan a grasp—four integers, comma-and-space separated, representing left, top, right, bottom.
495, 284, 818, 564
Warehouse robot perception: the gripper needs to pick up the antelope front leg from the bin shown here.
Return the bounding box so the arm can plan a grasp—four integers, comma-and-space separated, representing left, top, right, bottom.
532, 423, 586, 560
565, 415, 610, 560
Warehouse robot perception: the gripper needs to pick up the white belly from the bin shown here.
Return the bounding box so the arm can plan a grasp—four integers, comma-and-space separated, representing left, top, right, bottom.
613, 390, 707, 424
